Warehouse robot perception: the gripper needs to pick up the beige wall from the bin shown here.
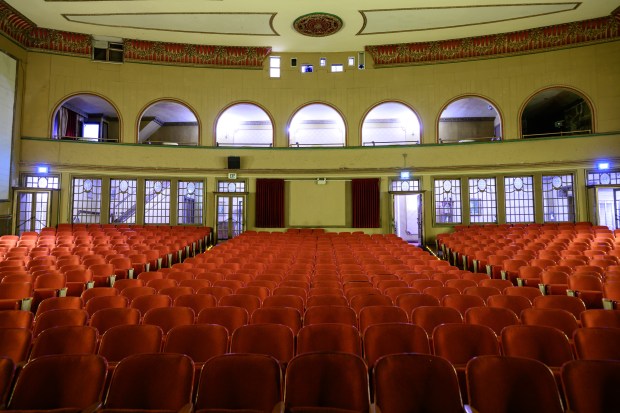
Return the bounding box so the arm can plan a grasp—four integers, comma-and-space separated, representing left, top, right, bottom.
6, 34, 620, 242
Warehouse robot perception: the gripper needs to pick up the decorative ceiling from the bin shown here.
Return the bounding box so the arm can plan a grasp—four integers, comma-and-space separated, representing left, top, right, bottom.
1, 1, 619, 68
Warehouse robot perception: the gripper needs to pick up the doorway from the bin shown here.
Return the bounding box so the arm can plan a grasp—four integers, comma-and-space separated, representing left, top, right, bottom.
392, 193, 424, 246
12, 189, 59, 235
215, 194, 245, 242
589, 186, 620, 230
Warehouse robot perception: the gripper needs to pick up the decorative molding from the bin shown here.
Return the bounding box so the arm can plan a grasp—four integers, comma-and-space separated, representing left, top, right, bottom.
366, 15, 620, 67
0, 1, 90, 56
123, 39, 271, 69
293, 13, 343, 37
0, 1, 270, 68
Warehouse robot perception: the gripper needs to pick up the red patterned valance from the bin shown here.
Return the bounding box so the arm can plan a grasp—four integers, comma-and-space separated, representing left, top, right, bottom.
0, 0, 270, 68
124, 40, 271, 69
0, 2, 91, 56
366, 15, 620, 67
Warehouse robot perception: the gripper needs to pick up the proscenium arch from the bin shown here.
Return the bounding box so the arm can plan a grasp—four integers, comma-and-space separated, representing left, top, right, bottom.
287, 101, 348, 147
436, 94, 503, 144
136, 98, 201, 145
360, 100, 422, 146
50, 92, 122, 142
518, 85, 595, 139
213, 101, 275, 147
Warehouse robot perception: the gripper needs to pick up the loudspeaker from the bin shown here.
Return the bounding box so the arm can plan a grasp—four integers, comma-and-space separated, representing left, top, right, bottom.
227, 156, 240, 169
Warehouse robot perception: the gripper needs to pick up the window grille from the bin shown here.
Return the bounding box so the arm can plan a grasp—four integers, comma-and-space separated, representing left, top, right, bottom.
504, 176, 535, 223
542, 174, 575, 223
434, 179, 462, 224
109, 179, 137, 224
71, 178, 102, 224
178, 181, 204, 225
144, 180, 171, 225
468, 178, 497, 223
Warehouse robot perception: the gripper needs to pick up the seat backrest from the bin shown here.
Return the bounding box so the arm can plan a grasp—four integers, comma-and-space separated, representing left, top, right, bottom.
129, 294, 171, 317
580, 309, 620, 328
219, 294, 262, 317
303, 305, 357, 326
32, 308, 89, 337
410, 306, 463, 335
521, 307, 579, 337
363, 323, 430, 368
8, 354, 107, 410
432, 323, 499, 365
561, 359, 620, 413
231, 323, 295, 365
80, 286, 118, 304
88, 307, 140, 335
467, 355, 564, 413
34, 296, 83, 318
29, 325, 98, 360
196, 306, 249, 336
104, 353, 193, 410
196, 353, 281, 413
83, 291, 128, 314
262, 294, 305, 315
142, 306, 195, 334
0, 310, 33, 329
501, 324, 573, 367
98, 324, 163, 362
487, 294, 531, 317
173, 293, 217, 314
573, 327, 620, 360
464, 306, 519, 335
285, 352, 369, 413
532, 295, 586, 318
441, 294, 486, 317
251, 306, 302, 335
0, 327, 32, 363
358, 305, 408, 333
0, 357, 14, 406
164, 324, 229, 363
374, 353, 463, 413
395, 293, 440, 315
297, 323, 362, 356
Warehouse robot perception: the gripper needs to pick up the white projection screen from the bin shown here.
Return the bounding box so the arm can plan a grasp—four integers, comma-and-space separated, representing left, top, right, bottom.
287, 180, 350, 227
0, 50, 16, 201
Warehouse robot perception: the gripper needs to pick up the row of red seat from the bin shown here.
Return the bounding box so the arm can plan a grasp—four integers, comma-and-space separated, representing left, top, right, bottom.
1, 342, 618, 412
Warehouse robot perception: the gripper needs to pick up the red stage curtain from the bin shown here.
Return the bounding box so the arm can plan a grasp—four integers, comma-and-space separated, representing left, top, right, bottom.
65, 109, 78, 137
352, 178, 380, 228
256, 178, 285, 228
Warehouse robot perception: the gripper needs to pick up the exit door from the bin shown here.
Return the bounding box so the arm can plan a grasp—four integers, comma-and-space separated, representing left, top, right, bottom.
215, 195, 245, 242
588, 186, 620, 231
12, 189, 59, 235
392, 193, 424, 246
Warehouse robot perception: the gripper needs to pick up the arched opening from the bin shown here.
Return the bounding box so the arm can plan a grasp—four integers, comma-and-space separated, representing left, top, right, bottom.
438, 96, 502, 144
51, 94, 120, 142
138, 100, 199, 146
361, 101, 421, 146
288, 103, 346, 147
215, 103, 273, 147
521, 87, 593, 138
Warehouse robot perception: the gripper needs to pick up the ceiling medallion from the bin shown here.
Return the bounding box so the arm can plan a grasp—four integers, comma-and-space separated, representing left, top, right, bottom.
293, 13, 343, 37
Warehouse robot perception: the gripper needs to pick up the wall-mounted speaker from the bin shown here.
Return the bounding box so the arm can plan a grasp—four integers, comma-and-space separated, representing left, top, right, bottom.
227, 156, 240, 169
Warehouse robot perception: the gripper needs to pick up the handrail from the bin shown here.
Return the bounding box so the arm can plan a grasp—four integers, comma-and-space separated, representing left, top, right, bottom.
522, 130, 591, 139
289, 142, 345, 147
362, 140, 420, 146
59, 136, 120, 143
216, 142, 273, 147
143, 141, 199, 146
439, 136, 501, 144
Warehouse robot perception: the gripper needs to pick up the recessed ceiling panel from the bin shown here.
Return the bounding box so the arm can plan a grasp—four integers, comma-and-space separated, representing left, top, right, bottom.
64, 12, 278, 36
359, 3, 580, 35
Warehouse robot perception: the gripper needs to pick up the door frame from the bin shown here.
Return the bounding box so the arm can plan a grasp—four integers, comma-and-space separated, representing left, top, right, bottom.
11, 188, 60, 235
389, 191, 425, 246
214, 192, 247, 243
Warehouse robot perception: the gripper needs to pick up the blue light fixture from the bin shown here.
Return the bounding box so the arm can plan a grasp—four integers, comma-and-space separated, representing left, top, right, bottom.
37, 165, 49, 174
597, 162, 610, 170
400, 171, 411, 179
